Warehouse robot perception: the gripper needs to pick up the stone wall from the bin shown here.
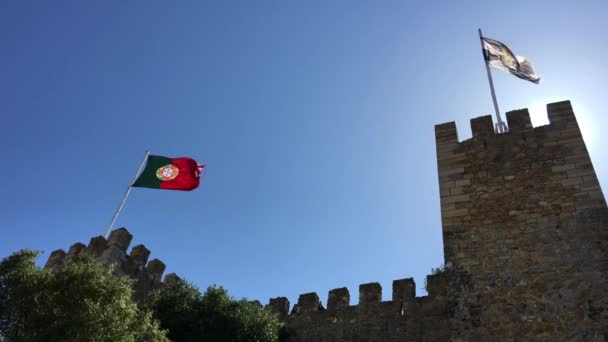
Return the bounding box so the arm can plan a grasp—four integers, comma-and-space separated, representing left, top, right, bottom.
44, 227, 179, 302
267, 275, 449, 342
43, 100, 608, 341
436, 100, 608, 340
267, 100, 607, 341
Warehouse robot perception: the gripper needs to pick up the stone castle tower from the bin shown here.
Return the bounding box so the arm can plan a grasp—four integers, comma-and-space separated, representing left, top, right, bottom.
436, 100, 607, 340
46, 100, 607, 341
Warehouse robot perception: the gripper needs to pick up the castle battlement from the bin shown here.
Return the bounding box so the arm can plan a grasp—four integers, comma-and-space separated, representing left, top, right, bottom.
436, 100, 580, 145
264, 274, 449, 341
435, 100, 607, 340
435, 100, 605, 228
265, 274, 446, 319
44, 227, 179, 302
43, 100, 607, 341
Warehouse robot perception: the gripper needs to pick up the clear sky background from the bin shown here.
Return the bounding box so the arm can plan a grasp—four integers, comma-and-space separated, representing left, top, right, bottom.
2, 0, 607, 307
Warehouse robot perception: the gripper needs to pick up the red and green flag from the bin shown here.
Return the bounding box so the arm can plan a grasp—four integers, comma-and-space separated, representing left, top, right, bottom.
132, 155, 205, 191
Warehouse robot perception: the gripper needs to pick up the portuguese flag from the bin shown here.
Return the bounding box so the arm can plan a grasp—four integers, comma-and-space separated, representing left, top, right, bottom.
132, 155, 204, 191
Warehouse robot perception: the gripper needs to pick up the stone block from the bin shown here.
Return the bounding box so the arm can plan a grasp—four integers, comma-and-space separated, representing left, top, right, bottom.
107, 227, 133, 252
146, 258, 166, 280
297, 292, 320, 313
129, 244, 150, 266
359, 282, 382, 305
163, 273, 181, 288
88, 236, 107, 257
547, 100, 575, 126
435, 121, 458, 144
44, 249, 66, 270
268, 297, 290, 321
506, 108, 532, 131
470, 115, 494, 139
65, 242, 87, 262
393, 278, 415, 302
327, 287, 350, 312
100, 244, 127, 274
426, 274, 447, 298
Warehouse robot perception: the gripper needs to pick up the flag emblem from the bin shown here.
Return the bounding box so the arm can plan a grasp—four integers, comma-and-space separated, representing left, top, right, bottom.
132, 155, 204, 191
156, 164, 179, 181
500, 47, 516, 69
482, 37, 541, 84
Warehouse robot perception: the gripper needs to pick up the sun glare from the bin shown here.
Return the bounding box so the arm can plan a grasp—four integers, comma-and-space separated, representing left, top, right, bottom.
570, 102, 598, 150
527, 99, 597, 150
527, 100, 552, 128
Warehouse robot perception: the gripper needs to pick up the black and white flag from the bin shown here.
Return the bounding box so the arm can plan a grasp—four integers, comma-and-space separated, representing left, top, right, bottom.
481, 37, 541, 84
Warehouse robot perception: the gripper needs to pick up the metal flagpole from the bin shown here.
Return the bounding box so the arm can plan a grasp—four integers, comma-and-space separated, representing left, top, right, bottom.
478, 28, 508, 133
104, 150, 150, 238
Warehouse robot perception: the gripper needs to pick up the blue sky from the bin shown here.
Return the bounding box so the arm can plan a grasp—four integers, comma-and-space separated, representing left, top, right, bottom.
2, 1, 607, 307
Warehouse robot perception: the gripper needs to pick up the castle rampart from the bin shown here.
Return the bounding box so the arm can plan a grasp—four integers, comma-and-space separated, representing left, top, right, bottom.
44, 227, 178, 302
43, 100, 607, 341
267, 100, 607, 341
266, 274, 449, 342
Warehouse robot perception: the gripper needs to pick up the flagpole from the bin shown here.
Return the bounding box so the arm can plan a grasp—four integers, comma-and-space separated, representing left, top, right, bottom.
478, 28, 508, 133
104, 150, 150, 238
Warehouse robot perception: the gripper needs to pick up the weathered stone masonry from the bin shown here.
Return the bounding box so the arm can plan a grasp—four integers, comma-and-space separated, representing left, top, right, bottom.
268, 275, 450, 342
436, 100, 607, 341
46, 100, 607, 341
45, 227, 179, 302
269, 100, 606, 341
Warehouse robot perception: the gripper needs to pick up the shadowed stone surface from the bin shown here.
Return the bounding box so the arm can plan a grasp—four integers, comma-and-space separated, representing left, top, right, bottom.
268, 297, 290, 321
436, 100, 607, 341
45, 227, 174, 303
44, 249, 66, 270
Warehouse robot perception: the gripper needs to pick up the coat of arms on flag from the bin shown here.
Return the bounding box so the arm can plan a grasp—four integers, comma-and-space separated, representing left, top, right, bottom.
132, 155, 205, 191
104, 152, 206, 238
481, 37, 541, 84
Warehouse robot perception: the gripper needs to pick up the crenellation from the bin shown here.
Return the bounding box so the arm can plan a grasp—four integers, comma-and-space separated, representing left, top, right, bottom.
268, 297, 290, 321
271, 277, 450, 341
547, 100, 576, 126
425, 273, 447, 298
392, 278, 415, 302
358, 282, 381, 305
249, 300, 263, 308
130, 244, 151, 267
44, 227, 175, 304
270, 275, 449, 319
434, 101, 588, 150
146, 258, 166, 281
470, 115, 494, 139
88, 236, 106, 257
296, 292, 320, 313
327, 287, 349, 313
100, 243, 128, 272
44, 249, 66, 270
65, 243, 87, 263
435, 121, 459, 145
506, 108, 532, 131
107, 227, 132, 253
163, 272, 181, 288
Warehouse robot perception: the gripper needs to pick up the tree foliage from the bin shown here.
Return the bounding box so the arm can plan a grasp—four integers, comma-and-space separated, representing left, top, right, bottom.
0, 250, 167, 342
148, 280, 281, 342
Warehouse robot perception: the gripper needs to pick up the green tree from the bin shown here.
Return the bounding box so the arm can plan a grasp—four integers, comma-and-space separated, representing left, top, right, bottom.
148, 280, 281, 342
0, 250, 167, 342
